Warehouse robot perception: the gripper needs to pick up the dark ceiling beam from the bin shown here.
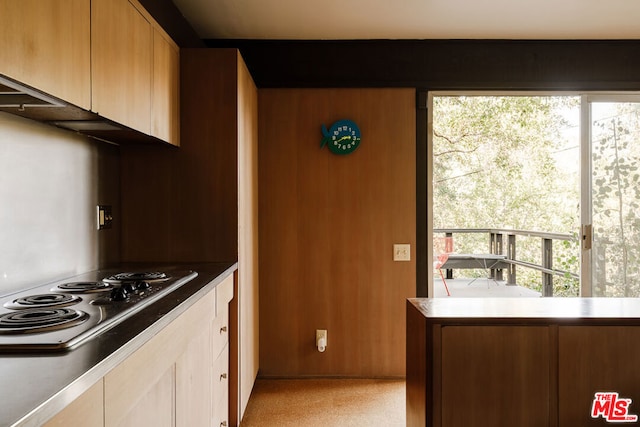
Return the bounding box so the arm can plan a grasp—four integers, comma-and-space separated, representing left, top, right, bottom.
205, 39, 640, 90
128, 2, 640, 91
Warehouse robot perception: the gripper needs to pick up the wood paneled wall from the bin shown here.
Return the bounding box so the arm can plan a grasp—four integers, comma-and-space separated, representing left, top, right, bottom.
120, 48, 259, 422
120, 49, 240, 262
258, 88, 416, 377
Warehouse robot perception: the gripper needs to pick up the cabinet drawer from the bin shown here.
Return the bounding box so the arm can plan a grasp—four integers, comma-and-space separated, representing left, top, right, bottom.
216, 274, 234, 316
212, 306, 229, 359
213, 344, 229, 427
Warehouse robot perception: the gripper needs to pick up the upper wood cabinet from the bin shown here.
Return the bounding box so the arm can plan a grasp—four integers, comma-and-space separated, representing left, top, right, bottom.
152, 28, 180, 146
92, 0, 152, 135
0, 0, 91, 110
92, 0, 180, 145
0, 0, 179, 146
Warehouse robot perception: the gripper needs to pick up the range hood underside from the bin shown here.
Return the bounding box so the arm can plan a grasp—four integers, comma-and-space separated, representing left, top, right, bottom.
0, 75, 171, 146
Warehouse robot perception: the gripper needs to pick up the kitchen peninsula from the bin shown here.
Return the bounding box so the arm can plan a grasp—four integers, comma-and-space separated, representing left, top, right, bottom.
406, 297, 640, 427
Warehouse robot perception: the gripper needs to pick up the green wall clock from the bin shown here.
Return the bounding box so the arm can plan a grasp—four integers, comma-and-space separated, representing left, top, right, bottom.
321, 119, 361, 155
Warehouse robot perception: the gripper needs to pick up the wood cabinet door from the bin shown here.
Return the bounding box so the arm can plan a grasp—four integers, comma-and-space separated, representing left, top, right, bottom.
176, 325, 213, 427
44, 380, 104, 427
151, 28, 180, 146
108, 366, 174, 427
440, 325, 551, 427
92, 0, 151, 134
104, 351, 175, 427
105, 286, 219, 427
559, 326, 640, 426
0, 0, 91, 110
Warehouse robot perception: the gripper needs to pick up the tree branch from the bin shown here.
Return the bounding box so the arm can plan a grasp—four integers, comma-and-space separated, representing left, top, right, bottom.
435, 170, 483, 183
433, 130, 481, 156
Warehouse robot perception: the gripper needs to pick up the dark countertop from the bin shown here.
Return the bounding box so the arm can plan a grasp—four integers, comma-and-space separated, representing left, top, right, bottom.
409, 297, 640, 325
1, 262, 237, 427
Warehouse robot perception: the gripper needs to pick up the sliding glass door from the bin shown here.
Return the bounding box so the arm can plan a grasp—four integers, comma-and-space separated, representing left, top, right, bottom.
428, 92, 640, 297
584, 96, 640, 297
429, 93, 581, 297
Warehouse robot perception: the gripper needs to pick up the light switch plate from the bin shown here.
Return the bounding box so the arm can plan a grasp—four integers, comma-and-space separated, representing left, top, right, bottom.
393, 244, 411, 261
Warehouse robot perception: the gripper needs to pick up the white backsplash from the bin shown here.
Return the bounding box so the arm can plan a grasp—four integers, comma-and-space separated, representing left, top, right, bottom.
0, 112, 120, 295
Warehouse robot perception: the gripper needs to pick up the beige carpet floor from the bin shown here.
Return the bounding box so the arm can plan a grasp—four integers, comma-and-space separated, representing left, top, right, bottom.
240, 378, 406, 426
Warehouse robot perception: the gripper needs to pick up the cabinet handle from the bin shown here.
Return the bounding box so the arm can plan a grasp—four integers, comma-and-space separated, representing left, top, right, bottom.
220, 326, 227, 333
220, 422, 227, 427
220, 372, 227, 381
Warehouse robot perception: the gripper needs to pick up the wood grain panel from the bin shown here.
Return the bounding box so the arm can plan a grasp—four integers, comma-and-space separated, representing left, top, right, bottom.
258, 88, 416, 376
113, 366, 174, 427
213, 344, 230, 427
229, 274, 239, 427
237, 52, 260, 419
559, 326, 640, 426
92, 0, 151, 133
440, 326, 551, 427
213, 306, 229, 360
257, 89, 303, 374
120, 49, 239, 262
104, 289, 215, 426
44, 380, 103, 427
406, 301, 428, 427
0, 0, 91, 109
176, 326, 212, 427
152, 27, 180, 145
216, 273, 235, 317
120, 48, 259, 423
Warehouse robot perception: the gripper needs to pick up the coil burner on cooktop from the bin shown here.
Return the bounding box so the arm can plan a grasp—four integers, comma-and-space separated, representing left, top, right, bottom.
0, 308, 89, 334
53, 282, 113, 294
0, 268, 197, 352
4, 293, 82, 310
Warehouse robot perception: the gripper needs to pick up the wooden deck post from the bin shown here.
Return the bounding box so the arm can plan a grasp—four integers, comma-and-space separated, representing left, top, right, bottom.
491, 233, 504, 281
542, 238, 553, 296
507, 234, 516, 285
445, 232, 454, 280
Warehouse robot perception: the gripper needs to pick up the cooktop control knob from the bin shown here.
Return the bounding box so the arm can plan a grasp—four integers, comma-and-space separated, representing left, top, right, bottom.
110, 287, 129, 302
123, 283, 137, 294
136, 281, 151, 291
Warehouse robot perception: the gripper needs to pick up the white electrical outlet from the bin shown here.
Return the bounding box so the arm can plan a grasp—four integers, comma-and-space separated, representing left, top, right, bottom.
393, 244, 411, 261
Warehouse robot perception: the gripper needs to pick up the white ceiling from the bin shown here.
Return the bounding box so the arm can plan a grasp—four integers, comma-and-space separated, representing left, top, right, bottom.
171, 0, 640, 40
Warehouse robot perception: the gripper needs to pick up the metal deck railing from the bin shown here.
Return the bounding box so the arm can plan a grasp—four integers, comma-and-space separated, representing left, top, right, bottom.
434, 228, 579, 297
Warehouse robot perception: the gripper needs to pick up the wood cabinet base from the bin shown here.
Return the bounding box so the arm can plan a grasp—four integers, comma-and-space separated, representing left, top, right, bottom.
407, 298, 640, 427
